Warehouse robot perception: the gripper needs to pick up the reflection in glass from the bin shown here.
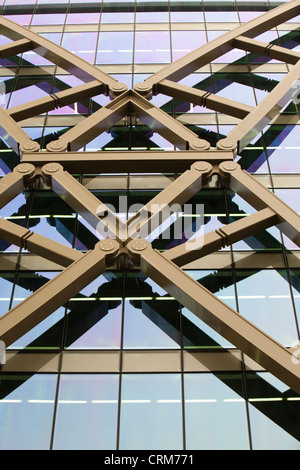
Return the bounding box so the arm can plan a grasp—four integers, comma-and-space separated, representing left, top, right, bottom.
53, 374, 119, 450
182, 270, 236, 349
65, 273, 123, 349
184, 373, 249, 449
0, 374, 57, 450
235, 269, 298, 346
246, 372, 300, 449
119, 374, 183, 450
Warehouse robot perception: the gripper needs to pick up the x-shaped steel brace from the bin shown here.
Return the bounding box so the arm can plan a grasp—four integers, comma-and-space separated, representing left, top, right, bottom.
0, 160, 300, 394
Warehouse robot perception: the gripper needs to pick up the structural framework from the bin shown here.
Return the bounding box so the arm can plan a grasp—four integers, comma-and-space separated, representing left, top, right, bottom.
0, 0, 300, 395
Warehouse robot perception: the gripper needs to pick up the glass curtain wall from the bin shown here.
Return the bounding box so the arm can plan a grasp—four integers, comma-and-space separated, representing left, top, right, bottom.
0, 0, 299, 450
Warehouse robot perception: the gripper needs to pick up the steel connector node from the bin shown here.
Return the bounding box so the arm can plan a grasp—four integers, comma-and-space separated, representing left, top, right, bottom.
20, 141, 40, 153
41, 162, 63, 186
16, 163, 36, 186
189, 139, 210, 151
46, 140, 68, 152
98, 239, 121, 266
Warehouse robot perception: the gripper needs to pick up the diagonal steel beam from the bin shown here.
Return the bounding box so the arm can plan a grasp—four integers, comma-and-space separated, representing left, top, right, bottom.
127, 239, 300, 394
156, 79, 254, 119
163, 207, 279, 266
0, 15, 127, 97
0, 106, 40, 154
8, 80, 106, 122
41, 163, 126, 243
134, 0, 300, 96
219, 161, 300, 246
126, 161, 213, 242
45, 90, 209, 152
217, 61, 300, 152
233, 35, 300, 65
0, 239, 119, 346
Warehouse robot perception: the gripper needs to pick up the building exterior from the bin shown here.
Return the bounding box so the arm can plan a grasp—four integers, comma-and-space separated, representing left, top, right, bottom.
0, 0, 299, 450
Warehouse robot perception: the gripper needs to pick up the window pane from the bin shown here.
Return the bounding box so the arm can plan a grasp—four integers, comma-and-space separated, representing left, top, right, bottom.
184, 373, 249, 450
53, 374, 119, 450
0, 374, 57, 450
119, 373, 183, 450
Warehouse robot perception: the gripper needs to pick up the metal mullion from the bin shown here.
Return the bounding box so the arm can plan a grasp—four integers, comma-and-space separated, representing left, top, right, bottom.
127, 239, 300, 394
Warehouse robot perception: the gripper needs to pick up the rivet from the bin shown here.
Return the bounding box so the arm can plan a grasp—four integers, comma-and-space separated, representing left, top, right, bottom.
194, 162, 210, 172
222, 162, 238, 171
192, 140, 208, 149
50, 141, 63, 150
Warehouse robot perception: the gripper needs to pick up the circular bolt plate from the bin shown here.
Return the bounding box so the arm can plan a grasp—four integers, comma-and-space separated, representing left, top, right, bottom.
194, 162, 211, 172
17, 163, 34, 174
99, 239, 117, 252
222, 162, 238, 172
44, 163, 60, 173
130, 239, 148, 251
192, 139, 209, 149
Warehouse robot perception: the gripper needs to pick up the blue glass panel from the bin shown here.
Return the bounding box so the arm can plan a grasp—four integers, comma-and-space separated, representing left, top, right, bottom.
135, 31, 171, 64
0, 273, 14, 317
0, 374, 57, 450
171, 31, 207, 61
53, 374, 119, 450
119, 374, 183, 450
182, 270, 236, 349
61, 32, 98, 63
265, 125, 300, 173
246, 371, 300, 450
235, 269, 298, 346
96, 31, 134, 65
184, 373, 249, 450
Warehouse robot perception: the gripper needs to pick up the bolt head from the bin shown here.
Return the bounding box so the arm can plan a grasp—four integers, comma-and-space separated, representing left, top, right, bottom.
22, 142, 39, 151
17, 163, 34, 174
130, 239, 148, 251
99, 239, 116, 252
222, 162, 238, 172
44, 163, 60, 173
192, 139, 209, 149
49, 141, 63, 150
194, 162, 210, 172
217, 139, 235, 150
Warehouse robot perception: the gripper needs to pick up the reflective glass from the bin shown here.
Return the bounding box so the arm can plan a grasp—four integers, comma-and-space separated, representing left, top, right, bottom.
53, 374, 119, 450
0, 273, 14, 317
171, 31, 207, 61
61, 32, 98, 63
246, 372, 300, 450
64, 273, 123, 350
10, 271, 65, 349
264, 125, 300, 173
135, 31, 171, 64
184, 373, 249, 450
96, 31, 134, 65
182, 270, 236, 349
123, 272, 181, 349
235, 269, 298, 346
119, 373, 183, 450
0, 374, 57, 450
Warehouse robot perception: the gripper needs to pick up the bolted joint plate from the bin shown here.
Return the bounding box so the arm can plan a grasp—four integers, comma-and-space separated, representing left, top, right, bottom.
46, 140, 68, 152
41, 162, 63, 186
126, 238, 151, 265
19, 141, 40, 154
15, 163, 36, 186
218, 161, 239, 183
98, 239, 121, 266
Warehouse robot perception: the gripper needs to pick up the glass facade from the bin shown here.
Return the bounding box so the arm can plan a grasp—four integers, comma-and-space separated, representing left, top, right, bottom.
0, 0, 300, 451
